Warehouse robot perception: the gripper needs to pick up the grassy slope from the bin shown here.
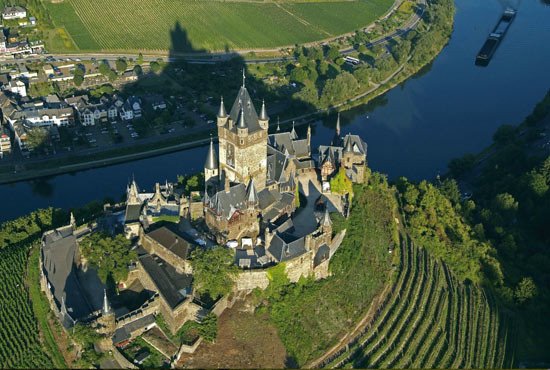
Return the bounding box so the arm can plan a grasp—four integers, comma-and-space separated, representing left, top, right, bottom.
0, 244, 54, 368
42, 0, 392, 52
266, 174, 399, 365
27, 245, 67, 368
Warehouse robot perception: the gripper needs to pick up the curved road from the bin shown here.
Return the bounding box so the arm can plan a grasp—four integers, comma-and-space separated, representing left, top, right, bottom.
2, 0, 425, 66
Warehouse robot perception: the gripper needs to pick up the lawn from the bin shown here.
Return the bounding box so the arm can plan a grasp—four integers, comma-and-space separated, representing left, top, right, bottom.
42, 0, 393, 52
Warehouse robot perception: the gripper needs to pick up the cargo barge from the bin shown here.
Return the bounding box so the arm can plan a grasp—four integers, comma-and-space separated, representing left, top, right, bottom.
475, 8, 516, 66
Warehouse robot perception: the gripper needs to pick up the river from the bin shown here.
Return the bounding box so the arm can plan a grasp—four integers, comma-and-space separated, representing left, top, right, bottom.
1, 0, 549, 222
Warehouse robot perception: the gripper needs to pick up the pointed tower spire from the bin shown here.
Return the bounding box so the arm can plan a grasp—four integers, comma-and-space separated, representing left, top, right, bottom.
322, 208, 332, 227
217, 96, 227, 118
205, 135, 218, 170
242, 68, 246, 87
259, 99, 268, 121
237, 106, 247, 129
344, 133, 353, 152
276, 116, 281, 132
307, 124, 311, 145
102, 289, 111, 315
336, 113, 341, 136
246, 178, 258, 206
290, 121, 298, 140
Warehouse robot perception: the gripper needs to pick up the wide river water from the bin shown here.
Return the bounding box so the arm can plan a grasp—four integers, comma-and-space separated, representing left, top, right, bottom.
1, 0, 549, 222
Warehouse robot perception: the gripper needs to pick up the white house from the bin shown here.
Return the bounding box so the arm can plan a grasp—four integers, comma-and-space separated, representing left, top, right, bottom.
9, 80, 26, 97
23, 108, 74, 127
2, 6, 27, 20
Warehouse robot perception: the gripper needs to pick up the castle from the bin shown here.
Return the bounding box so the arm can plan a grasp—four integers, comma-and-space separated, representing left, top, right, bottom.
39, 78, 369, 358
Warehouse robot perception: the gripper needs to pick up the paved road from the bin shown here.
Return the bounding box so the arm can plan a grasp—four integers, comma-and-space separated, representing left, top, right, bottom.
0, 0, 424, 66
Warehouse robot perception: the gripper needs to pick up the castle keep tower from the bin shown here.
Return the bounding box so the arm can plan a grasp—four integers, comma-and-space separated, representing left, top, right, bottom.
216, 77, 268, 191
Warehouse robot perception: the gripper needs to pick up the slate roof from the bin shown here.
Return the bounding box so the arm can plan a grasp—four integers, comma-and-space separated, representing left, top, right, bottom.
342, 134, 367, 155
268, 232, 307, 262
268, 132, 310, 159
266, 146, 287, 183
41, 226, 93, 327
139, 253, 193, 309
204, 138, 218, 170
146, 226, 192, 260
227, 86, 262, 134
125, 204, 142, 223
208, 183, 247, 220
112, 313, 156, 345
318, 145, 343, 167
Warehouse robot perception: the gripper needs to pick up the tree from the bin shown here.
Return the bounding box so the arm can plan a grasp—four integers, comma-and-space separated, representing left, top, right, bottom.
514, 277, 537, 304
115, 58, 127, 73
137, 52, 144, 65
26, 127, 49, 152
98, 61, 111, 76
353, 65, 370, 85
198, 313, 218, 342
190, 247, 238, 299
73, 64, 85, 86
448, 154, 476, 177
493, 124, 516, 145
325, 45, 340, 61
80, 232, 136, 283
320, 72, 359, 107
133, 64, 143, 76
150, 61, 161, 73
317, 60, 329, 76
330, 167, 354, 197
290, 67, 309, 84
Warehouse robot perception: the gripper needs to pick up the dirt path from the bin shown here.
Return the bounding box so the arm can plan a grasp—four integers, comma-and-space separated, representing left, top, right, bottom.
177, 300, 287, 368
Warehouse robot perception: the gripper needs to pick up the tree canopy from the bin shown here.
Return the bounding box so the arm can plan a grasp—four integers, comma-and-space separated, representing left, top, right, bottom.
80, 232, 136, 283
190, 247, 238, 299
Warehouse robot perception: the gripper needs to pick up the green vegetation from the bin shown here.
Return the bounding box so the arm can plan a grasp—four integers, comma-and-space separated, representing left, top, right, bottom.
42, 0, 393, 52
80, 232, 137, 283
27, 246, 67, 368
258, 173, 398, 365
396, 178, 499, 283
326, 241, 510, 368
0, 209, 64, 368
190, 247, 238, 300
449, 90, 550, 362
0, 243, 55, 368
71, 324, 103, 367
120, 336, 167, 368
329, 167, 354, 198
151, 215, 180, 224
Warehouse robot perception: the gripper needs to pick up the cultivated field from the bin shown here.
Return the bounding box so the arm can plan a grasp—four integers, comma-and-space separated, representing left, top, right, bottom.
42, 0, 393, 52
323, 236, 513, 368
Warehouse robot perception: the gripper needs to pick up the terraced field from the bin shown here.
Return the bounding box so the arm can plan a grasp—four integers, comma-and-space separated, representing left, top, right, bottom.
42, 0, 393, 52
320, 235, 512, 368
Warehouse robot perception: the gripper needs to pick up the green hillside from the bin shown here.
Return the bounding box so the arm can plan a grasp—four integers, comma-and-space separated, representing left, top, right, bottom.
42, 0, 393, 52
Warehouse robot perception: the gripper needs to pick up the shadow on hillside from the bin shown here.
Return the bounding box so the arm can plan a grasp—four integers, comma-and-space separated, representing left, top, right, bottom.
100, 21, 339, 142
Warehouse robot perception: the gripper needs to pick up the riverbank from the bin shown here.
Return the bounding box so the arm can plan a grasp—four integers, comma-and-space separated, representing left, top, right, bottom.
0, 0, 453, 185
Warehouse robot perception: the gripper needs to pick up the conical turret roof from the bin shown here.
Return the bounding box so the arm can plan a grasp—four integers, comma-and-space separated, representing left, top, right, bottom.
259, 99, 268, 120
237, 107, 247, 129
217, 96, 227, 118
290, 121, 298, 140
205, 137, 218, 170
246, 178, 258, 204
102, 289, 111, 314
344, 134, 353, 152
322, 208, 332, 226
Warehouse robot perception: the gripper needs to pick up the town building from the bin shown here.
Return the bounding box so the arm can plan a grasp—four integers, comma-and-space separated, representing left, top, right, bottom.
2, 6, 26, 20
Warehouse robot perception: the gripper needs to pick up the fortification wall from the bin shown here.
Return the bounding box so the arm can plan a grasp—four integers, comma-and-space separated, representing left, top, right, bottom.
235, 270, 269, 291
141, 234, 192, 274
